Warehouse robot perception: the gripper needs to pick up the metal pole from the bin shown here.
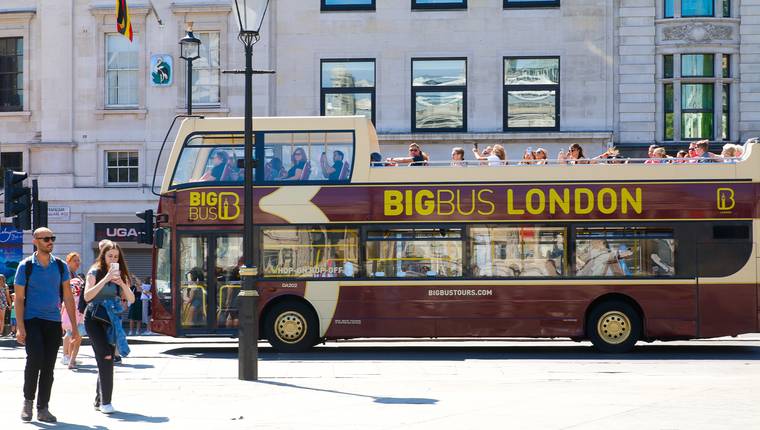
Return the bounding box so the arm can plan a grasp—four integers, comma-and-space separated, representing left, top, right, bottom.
239, 33, 258, 381
186, 59, 193, 115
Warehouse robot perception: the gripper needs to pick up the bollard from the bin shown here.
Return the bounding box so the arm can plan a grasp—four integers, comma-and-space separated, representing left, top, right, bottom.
238, 288, 259, 381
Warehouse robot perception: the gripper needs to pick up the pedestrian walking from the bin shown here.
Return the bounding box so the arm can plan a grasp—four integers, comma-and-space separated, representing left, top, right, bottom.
83, 240, 134, 414
61, 252, 85, 369
140, 277, 153, 335
14, 228, 80, 423
127, 275, 143, 335
0, 274, 11, 336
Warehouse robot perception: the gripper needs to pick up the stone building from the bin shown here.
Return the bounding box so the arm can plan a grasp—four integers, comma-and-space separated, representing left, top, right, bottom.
1, 0, 759, 273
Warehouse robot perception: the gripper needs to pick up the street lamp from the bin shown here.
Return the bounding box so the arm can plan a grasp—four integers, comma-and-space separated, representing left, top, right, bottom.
233, 0, 270, 382
179, 25, 201, 115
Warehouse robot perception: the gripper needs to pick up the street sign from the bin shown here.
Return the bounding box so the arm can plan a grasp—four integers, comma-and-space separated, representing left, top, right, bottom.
48, 206, 71, 221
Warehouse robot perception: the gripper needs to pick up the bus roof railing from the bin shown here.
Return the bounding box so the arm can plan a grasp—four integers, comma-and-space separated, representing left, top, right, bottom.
371, 157, 743, 168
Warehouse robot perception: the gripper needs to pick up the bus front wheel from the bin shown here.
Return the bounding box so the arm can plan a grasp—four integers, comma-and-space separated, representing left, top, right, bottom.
587, 300, 642, 353
264, 300, 319, 353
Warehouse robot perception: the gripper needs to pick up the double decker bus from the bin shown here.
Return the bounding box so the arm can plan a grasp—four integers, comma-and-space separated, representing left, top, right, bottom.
149, 115, 759, 353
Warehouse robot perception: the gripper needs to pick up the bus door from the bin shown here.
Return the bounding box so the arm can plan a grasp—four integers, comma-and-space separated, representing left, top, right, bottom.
178, 233, 243, 333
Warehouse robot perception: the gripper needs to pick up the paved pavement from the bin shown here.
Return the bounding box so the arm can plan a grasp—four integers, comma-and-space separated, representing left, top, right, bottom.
1, 335, 760, 430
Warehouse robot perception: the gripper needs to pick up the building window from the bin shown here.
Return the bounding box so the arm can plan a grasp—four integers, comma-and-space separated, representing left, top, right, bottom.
0, 152, 23, 187
412, 58, 467, 132
0, 37, 23, 112
413, 0, 467, 10
504, 0, 560, 7
321, 0, 375, 11
722, 54, 730, 78
320, 59, 375, 124
664, 84, 674, 141
682, 83, 713, 140
105, 34, 138, 107
722, 84, 729, 140
664, 55, 673, 79
106, 151, 139, 184
681, 54, 714, 77
192, 32, 220, 106
666, 0, 715, 17
723, 0, 730, 17
503, 57, 560, 131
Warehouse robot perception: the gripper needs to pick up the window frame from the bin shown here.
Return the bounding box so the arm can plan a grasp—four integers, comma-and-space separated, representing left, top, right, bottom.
190, 31, 222, 107
364, 225, 466, 280
680, 82, 715, 141
169, 130, 357, 190
503, 56, 561, 132
504, 0, 561, 8
104, 150, 140, 185
320, 58, 376, 125
321, 0, 376, 12
259, 225, 361, 279
411, 57, 468, 133
104, 33, 140, 108
0, 37, 24, 112
412, 0, 468, 11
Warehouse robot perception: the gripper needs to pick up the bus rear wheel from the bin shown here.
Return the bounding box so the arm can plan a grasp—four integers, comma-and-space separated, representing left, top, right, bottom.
587, 300, 641, 353
264, 300, 319, 353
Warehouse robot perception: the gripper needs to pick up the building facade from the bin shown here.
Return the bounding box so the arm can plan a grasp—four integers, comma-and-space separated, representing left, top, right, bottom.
1, 0, 759, 274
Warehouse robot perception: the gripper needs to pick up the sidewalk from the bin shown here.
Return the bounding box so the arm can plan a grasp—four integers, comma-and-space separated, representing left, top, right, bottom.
1, 335, 760, 429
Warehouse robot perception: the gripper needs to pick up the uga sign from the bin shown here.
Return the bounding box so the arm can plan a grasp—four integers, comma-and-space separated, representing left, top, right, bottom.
95, 223, 143, 242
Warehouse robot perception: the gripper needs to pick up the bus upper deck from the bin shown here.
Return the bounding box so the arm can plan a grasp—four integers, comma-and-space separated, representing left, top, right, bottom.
161, 116, 760, 195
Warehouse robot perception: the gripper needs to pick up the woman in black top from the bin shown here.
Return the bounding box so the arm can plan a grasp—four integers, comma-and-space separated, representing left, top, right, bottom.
284, 147, 308, 180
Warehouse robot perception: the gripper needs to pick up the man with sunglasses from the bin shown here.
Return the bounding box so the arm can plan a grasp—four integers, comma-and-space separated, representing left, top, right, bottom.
14, 228, 79, 423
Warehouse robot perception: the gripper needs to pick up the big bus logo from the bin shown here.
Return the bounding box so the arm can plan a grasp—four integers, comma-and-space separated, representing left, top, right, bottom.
188, 191, 241, 221
716, 188, 735, 211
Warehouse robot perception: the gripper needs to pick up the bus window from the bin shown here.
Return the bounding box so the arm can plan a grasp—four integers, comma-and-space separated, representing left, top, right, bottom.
172, 146, 244, 187
179, 236, 209, 328
216, 236, 242, 329
155, 228, 172, 311
575, 227, 676, 277
365, 228, 463, 278
468, 226, 565, 278
263, 131, 354, 182
261, 227, 359, 278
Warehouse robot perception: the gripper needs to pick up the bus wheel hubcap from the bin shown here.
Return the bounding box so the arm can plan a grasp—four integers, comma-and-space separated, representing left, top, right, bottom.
597, 311, 631, 345
275, 311, 307, 344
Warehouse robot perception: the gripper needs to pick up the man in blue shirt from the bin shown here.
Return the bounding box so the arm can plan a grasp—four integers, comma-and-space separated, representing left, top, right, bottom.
14, 228, 79, 423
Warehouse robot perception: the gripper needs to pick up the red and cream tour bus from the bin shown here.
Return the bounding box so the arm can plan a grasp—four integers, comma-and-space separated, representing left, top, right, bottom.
149, 115, 759, 353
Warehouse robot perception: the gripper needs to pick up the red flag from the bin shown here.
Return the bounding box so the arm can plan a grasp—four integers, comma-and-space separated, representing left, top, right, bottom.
116, 0, 133, 42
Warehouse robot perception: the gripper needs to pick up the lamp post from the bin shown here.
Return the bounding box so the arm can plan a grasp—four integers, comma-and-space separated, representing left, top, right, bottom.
179, 25, 201, 115
233, 0, 270, 382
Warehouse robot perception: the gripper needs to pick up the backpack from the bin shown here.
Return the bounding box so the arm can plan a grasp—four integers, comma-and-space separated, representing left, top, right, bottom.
23, 257, 66, 307
76, 276, 88, 314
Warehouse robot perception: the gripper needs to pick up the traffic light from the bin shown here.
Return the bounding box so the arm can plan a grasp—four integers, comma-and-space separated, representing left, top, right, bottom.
4, 170, 30, 216
136, 209, 154, 245
4, 170, 32, 230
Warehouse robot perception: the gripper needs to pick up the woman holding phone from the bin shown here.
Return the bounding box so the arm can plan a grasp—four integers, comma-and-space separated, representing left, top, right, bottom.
83, 240, 135, 414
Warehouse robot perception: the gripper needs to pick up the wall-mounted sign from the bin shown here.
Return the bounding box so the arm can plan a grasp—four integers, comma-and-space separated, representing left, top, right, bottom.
95, 223, 143, 243
48, 206, 71, 221
150, 54, 173, 86
0, 225, 23, 245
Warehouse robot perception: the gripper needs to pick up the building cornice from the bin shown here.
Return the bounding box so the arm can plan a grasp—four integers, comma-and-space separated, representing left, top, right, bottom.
89, 2, 150, 16
170, 1, 232, 14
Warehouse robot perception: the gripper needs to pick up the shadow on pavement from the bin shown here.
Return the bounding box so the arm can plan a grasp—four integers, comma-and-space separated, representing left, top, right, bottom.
111, 411, 170, 424
257, 380, 438, 405
27, 422, 109, 430
162, 344, 760, 361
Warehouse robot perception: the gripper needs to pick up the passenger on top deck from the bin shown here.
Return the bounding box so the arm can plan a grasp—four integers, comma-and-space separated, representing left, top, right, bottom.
283, 147, 308, 180
386, 143, 429, 166
197, 150, 230, 182
320, 150, 345, 180
450, 147, 466, 167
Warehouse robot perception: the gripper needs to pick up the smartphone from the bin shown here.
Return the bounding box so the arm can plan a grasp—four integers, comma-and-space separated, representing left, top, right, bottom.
110, 262, 119, 272
474, 142, 479, 150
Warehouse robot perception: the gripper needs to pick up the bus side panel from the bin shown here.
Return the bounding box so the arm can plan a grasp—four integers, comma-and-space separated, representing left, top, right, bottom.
698, 284, 758, 338
326, 283, 697, 339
